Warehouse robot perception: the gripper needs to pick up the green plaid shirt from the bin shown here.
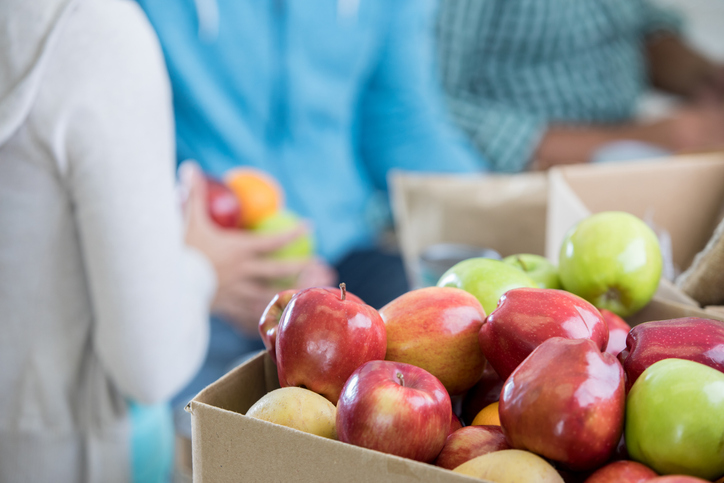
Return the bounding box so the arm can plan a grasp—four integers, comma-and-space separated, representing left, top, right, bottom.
436, 0, 681, 172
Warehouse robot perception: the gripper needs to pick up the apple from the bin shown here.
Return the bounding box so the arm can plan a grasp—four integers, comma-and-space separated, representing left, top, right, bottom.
206, 176, 241, 228
461, 361, 505, 426
259, 287, 364, 364
503, 254, 561, 289
647, 477, 712, 483
245, 387, 337, 439
275, 284, 386, 404
449, 412, 463, 436
601, 309, 631, 356
618, 317, 724, 392
452, 449, 564, 482
435, 425, 510, 470
336, 360, 451, 463
583, 460, 657, 483
437, 257, 537, 316
625, 358, 724, 480
380, 286, 486, 395
251, 210, 313, 259
558, 211, 662, 317
499, 337, 625, 471
479, 288, 609, 380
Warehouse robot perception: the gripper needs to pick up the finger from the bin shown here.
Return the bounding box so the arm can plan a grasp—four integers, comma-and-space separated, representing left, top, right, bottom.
296, 258, 337, 289
227, 223, 310, 255
242, 258, 310, 281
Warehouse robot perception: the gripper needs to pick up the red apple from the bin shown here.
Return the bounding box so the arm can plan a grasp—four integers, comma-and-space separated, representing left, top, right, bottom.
499, 337, 625, 471
461, 361, 505, 426
275, 284, 386, 404
206, 176, 241, 228
336, 360, 451, 462
480, 288, 609, 380
380, 287, 487, 395
259, 289, 299, 364
647, 477, 711, 483
618, 317, 724, 392
583, 460, 657, 483
259, 287, 363, 364
601, 309, 631, 357
435, 425, 510, 470
449, 412, 464, 436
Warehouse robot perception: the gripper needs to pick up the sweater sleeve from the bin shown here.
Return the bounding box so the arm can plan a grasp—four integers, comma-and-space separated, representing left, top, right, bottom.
61, 1, 214, 404
436, 0, 545, 173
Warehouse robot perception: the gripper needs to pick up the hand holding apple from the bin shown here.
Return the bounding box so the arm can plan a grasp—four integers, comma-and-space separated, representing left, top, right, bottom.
205, 176, 242, 229
275, 284, 386, 404
336, 360, 451, 462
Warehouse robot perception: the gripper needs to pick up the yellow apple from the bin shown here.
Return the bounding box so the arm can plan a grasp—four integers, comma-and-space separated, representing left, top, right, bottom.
245, 387, 337, 439
452, 449, 564, 482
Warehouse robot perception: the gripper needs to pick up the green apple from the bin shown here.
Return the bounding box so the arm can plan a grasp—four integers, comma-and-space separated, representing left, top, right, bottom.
437, 258, 537, 315
251, 210, 314, 260
502, 254, 561, 289
626, 358, 724, 480
558, 211, 662, 317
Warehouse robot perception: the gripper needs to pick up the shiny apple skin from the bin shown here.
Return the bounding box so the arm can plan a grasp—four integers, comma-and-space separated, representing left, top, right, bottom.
618, 317, 724, 392
336, 360, 451, 463
380, 287, 486, 395
647, 477, 711, 483
583, 460, 658, 483
448, 413, 464, 436
275, 287, 386, 404
461, 360, 505, 426
499, 337, 625, 471
206, 177, 241, 228
435, 425, 510, 470
259, 287, 364, 364
480, 288, 609, 380
601, 309, 631, 357
259, 289, 299, 363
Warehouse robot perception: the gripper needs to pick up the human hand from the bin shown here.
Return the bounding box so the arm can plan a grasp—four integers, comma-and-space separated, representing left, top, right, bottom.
180, 161, 327, 336
648, 105, 724, 153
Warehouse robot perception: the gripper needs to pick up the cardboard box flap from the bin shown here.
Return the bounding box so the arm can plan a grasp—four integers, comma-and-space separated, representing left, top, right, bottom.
390, 170, 547, 287
677, 215, 724, 306
189, 352, 486, 483
546, 154, 724, 271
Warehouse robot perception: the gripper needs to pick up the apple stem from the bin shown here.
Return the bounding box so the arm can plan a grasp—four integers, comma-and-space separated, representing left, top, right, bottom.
396, 372, 404, 387
516, 255, 528, 272
339, 282, 346, 301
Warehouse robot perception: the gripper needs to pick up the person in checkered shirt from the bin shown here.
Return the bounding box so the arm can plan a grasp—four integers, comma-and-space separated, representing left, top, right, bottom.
437, 0, 724, 172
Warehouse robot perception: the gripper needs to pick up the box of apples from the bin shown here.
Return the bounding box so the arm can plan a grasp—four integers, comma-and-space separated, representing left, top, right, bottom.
187, 207, 724, 482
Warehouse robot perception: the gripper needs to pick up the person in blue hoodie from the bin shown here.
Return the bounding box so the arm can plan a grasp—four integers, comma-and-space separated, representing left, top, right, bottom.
136, 0, 487, 415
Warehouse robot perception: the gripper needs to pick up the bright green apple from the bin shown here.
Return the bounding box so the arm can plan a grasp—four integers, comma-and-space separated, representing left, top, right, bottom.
251, 210, 314, 260
626, 358, 724, 480
437, 258, 537, 315
502, 254, 561, 289
558, 211, 662, 317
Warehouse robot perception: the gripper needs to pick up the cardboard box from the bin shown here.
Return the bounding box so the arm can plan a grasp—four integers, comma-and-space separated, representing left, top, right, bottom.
390, 171, 548, 288
186, 352, 484, 483
545, 153, 724, 317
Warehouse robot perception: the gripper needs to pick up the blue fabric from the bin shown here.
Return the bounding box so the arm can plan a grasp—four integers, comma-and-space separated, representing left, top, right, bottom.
129, 401, 175, 483
136, 0, 487, 264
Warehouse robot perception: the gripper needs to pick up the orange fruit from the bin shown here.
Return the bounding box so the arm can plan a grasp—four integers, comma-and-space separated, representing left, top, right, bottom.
471, 401, 500, 426
224, 168, 284, 228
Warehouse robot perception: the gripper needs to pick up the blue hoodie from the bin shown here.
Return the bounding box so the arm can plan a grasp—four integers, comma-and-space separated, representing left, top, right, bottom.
137, 0, 487, 263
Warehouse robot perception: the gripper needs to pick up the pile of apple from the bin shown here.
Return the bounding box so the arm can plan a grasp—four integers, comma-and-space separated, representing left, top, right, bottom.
249, 211, 724, 483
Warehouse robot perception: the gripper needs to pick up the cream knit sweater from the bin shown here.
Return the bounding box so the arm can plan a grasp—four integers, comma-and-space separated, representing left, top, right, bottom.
0, 0, 215, 481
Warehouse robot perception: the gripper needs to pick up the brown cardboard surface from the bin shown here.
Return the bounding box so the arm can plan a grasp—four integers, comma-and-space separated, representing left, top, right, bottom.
390, 170, 547, 288
188, 351, 486, 483
545, 153, 724, 270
